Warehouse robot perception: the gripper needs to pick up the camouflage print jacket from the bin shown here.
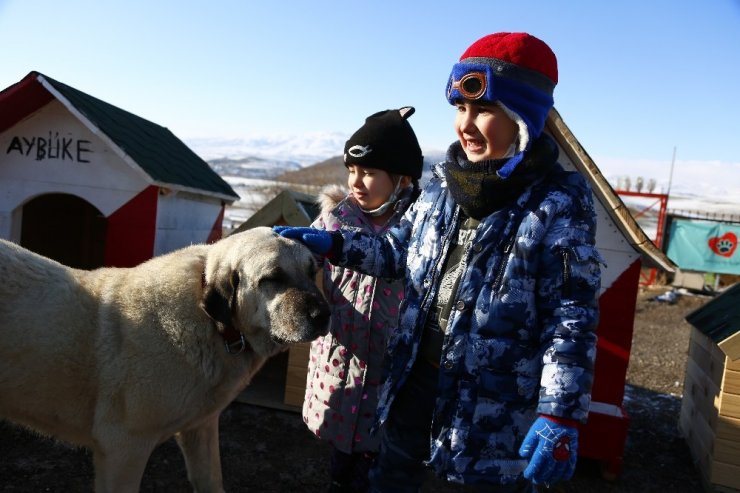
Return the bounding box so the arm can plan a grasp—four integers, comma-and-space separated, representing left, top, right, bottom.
331, 139, 603, 485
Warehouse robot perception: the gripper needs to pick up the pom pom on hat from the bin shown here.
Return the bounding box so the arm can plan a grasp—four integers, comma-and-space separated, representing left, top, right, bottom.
343, 106, 424, 179
446, 32, 558, 152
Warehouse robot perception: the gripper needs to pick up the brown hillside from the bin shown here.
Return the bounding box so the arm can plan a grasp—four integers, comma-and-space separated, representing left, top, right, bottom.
276, 156, 345, 187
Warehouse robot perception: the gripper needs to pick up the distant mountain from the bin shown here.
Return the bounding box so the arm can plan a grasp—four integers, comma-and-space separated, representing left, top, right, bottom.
276, 152, 447, 188
202, 138, 446, 231
186, 132, 348, 167
195, 132, 740, 235
192, 133, 343, 230
209, 156, 302, 181
192, 131, 446, 182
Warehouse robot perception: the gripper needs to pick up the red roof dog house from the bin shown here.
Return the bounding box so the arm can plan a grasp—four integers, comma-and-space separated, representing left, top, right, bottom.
0, 71, 238, 268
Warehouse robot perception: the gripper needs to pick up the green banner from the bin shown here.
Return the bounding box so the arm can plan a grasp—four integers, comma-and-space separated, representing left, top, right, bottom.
666, 219, 740, 275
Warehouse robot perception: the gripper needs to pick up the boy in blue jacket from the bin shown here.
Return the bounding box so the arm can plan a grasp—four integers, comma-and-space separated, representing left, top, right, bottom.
278, 32, 602, 493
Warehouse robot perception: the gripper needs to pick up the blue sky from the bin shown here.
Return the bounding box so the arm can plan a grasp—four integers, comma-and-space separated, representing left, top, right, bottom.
1, 1, 739, 166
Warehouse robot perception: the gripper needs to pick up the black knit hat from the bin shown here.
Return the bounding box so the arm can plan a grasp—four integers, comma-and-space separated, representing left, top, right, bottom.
343, 106, 423, 179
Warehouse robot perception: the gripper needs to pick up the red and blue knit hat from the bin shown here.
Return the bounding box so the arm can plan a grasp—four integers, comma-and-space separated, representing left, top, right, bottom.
446, 32, 558, 154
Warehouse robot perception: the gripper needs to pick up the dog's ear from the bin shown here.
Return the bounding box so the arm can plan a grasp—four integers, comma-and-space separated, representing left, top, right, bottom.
201, 271, 240, 325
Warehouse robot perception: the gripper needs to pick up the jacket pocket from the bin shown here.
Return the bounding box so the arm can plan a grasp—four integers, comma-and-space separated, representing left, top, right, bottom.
558, 245, 605, 301
471, 369, 538, 432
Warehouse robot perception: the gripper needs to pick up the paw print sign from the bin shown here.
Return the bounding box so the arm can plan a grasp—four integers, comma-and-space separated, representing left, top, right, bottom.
708, 232, 738, 258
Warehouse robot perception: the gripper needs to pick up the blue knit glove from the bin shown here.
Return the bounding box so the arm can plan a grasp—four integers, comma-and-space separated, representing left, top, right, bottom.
519, 415, 579, 486
273, 226, 334, 256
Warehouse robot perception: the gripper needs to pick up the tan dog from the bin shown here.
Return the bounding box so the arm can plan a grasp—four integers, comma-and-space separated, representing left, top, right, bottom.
0, 227, 330, 492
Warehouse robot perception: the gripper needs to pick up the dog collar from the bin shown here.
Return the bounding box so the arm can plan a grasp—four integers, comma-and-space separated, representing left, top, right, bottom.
201, 271, 249, 355
221, 326, 248, 355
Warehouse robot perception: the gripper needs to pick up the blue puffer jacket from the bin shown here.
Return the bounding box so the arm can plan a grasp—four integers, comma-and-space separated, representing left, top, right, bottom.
332, 138, 602, 485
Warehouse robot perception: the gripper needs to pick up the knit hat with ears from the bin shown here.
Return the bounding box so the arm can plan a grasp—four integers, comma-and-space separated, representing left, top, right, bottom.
446, 32, 558, 157
343, 106, 424, 179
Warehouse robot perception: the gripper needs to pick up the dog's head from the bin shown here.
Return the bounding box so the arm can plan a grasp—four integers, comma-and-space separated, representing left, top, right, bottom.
201, 227, 330, 355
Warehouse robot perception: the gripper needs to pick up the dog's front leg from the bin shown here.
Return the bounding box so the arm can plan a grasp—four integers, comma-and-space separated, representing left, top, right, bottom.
92, 438, 156, 493
175, 415, 224, 493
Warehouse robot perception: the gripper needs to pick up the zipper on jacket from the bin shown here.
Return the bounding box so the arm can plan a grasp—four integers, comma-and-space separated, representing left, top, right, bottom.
561, 248, 572, 298
492, 234, 516, 293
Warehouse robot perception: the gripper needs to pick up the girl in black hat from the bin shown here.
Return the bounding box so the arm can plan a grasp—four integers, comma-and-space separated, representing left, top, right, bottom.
301, 107, 423, 493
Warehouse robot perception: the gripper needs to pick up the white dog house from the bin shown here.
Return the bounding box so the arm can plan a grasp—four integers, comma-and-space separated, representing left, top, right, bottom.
0, 71, 238, 268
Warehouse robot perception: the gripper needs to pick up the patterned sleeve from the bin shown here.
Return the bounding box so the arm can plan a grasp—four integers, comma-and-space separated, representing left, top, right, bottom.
535, 179, 604, 423
333, 199, 419, 280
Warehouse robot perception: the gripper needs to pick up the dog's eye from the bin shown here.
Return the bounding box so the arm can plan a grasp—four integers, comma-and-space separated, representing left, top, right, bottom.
259, 270, 286, 285
259, 276, 278, 285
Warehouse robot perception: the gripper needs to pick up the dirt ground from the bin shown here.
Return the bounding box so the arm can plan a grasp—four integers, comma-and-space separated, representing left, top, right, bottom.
0, 285, 711, 492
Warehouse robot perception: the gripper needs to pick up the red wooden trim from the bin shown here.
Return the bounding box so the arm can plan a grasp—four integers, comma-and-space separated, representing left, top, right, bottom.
577, 260, 642, 477
103, 186, 158, 267
578, 405, 629, 477
206, 203, 225, 244
590, 258, 641, 405
0, 72, 54, 134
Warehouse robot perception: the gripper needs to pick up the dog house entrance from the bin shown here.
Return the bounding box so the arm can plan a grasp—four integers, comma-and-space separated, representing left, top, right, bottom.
20, 193, 107, 270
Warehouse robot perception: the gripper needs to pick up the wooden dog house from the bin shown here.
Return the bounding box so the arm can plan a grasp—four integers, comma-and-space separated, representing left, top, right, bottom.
235, 109, 677, 478
0, 71, 238, 268
681, 282, 740, 492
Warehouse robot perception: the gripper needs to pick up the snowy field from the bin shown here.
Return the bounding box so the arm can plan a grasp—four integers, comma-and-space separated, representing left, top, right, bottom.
598, 156, 740, 216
